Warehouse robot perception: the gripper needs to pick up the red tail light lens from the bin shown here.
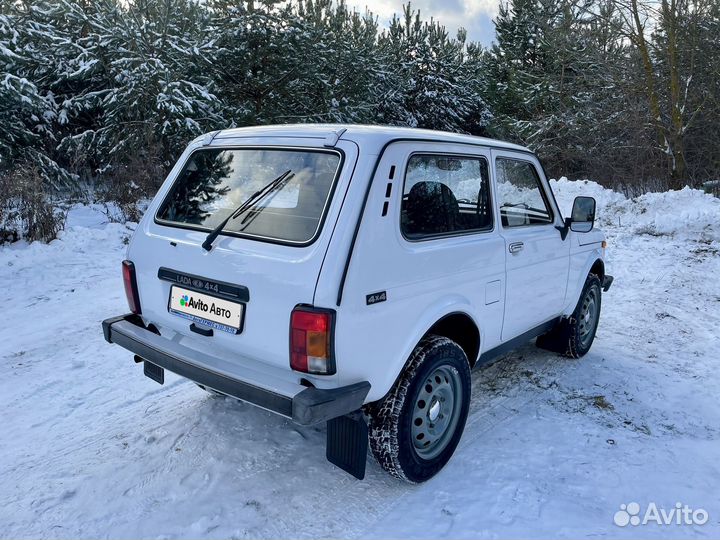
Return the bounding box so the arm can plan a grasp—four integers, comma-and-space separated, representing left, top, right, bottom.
122, 260, 141, 314
290, 307, 335, 375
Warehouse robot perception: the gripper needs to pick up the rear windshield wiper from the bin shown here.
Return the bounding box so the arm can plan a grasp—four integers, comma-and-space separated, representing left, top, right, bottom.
237, 173, 295, 230
201, 169, 293, 251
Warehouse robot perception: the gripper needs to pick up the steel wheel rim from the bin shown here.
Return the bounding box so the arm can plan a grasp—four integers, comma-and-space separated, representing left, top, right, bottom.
578, 287, 599, 347
410, 365, 463, 460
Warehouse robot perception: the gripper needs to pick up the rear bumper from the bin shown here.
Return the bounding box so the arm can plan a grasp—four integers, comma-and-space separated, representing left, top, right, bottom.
602, 274, 614, 292
102, 314, 370, 425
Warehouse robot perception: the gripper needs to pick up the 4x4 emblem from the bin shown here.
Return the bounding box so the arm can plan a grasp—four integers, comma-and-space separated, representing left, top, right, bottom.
366, 291, 387, 305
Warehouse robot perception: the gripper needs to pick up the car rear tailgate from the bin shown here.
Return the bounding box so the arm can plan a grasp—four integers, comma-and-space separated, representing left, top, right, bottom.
127, 137, 358, 385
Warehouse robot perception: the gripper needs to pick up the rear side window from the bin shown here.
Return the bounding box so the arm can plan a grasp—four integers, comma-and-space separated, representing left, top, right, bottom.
401, 154, 492, 239
156, 148, 341, 244
495, 158, 553, 227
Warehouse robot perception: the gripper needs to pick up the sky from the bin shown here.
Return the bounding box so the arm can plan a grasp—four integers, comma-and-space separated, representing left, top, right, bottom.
344, 0, 499, 46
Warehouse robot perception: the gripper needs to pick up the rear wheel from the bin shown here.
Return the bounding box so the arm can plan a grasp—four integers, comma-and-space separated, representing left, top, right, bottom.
369, 335, 471, 483
537, 273, 602, 358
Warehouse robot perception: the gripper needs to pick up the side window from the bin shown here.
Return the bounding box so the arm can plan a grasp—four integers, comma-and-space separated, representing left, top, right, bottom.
495, 158, 553, 227
401, 154, 492, 239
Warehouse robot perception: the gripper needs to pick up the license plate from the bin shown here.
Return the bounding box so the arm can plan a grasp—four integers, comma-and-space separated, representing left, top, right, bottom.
168, 285, 244, 334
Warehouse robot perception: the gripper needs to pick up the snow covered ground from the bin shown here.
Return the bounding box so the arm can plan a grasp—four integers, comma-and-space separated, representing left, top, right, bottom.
1, 181, 719, 538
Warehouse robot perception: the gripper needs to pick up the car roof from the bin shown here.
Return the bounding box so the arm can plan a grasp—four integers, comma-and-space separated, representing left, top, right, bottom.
211, 124, 531, 154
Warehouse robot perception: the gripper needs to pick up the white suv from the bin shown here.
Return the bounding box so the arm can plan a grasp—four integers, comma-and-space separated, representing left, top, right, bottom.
103, 125, 613, 482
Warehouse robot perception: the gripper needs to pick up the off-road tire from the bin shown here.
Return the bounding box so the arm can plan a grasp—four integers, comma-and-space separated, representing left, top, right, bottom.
536, 273, 602, 358
368, 335, 471, 483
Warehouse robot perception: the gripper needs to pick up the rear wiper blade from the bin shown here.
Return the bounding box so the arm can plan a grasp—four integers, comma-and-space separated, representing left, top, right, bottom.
201, 169, 293, 252
238, 173, 295, 228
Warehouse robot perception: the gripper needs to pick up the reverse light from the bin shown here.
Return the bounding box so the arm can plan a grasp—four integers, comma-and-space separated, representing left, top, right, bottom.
290, 307, 335, 375
122, 260, 142, 314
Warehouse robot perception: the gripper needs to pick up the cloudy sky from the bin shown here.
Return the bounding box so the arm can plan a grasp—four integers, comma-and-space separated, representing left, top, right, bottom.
344, 0, 499, 46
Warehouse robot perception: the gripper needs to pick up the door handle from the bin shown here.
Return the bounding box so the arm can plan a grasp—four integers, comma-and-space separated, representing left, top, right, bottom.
509, 241, 524, 254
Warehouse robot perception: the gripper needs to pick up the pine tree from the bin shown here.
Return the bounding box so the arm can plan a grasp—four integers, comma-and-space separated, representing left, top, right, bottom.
206, 0, 305, 125
484, 0, 628, 179
375, 4, 492, 133
293, 0, 381, 124
0, 13, 47, 165
0, 6, 75, 190
58, 0, 224, 172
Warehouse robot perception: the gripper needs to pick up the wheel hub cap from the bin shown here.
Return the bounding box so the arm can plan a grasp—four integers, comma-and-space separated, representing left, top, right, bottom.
428, 399, 441, 422
410, 365, 463, 460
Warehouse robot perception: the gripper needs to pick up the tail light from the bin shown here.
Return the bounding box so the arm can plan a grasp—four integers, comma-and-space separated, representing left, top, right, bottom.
290, 306, 335, 375
122, 260, 141, 314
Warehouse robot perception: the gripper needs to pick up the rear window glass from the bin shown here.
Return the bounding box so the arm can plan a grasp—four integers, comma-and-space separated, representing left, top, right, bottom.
156, 148, 342, 244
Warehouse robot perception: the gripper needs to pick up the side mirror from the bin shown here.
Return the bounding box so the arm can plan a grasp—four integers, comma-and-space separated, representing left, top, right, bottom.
569, 196, 596, 232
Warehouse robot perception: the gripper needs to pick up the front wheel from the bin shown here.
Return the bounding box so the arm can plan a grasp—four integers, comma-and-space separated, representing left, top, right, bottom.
369, 335, 471, 483
537, 273, 602, 358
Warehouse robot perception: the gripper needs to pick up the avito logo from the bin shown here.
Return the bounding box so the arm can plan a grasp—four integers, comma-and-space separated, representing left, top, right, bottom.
178, 294, 231, 319
614, 502, 708, 527
179, 295, 210, 312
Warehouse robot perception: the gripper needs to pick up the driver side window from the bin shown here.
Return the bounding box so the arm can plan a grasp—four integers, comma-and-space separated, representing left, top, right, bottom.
495, 158, 553, 227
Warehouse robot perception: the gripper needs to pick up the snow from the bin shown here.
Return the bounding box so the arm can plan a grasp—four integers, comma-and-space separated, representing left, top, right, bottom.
550, 178, 720, 241
1, 182, 719, 538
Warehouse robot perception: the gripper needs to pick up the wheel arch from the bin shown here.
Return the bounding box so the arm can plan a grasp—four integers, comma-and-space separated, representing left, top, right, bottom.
425, 312, 481, 369
371, 304, 481, 405
590, 258, 605, 280
563, 248, 605, 316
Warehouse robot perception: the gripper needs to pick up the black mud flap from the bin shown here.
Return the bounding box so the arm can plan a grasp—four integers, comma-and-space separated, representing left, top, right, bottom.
326, 411, 368, 480
602, 275, 614, 292
144, 361, 165, 385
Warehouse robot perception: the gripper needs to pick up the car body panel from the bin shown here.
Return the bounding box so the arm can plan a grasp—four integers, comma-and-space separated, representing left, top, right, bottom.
489, 149, 571, 340
117, 124, 607, 407
128, 136, 359, 389
563, 239, 605, 315
334, 141, 505, 400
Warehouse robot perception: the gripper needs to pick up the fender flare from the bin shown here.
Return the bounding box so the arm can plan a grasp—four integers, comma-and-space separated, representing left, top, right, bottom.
562, 249, 604, 316
372, 295, 482, 402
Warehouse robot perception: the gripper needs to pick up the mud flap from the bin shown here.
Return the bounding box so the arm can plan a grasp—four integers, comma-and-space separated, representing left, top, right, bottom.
143, 361, 164, 385
326, 411, 368, 480
535, 316, 573, 354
